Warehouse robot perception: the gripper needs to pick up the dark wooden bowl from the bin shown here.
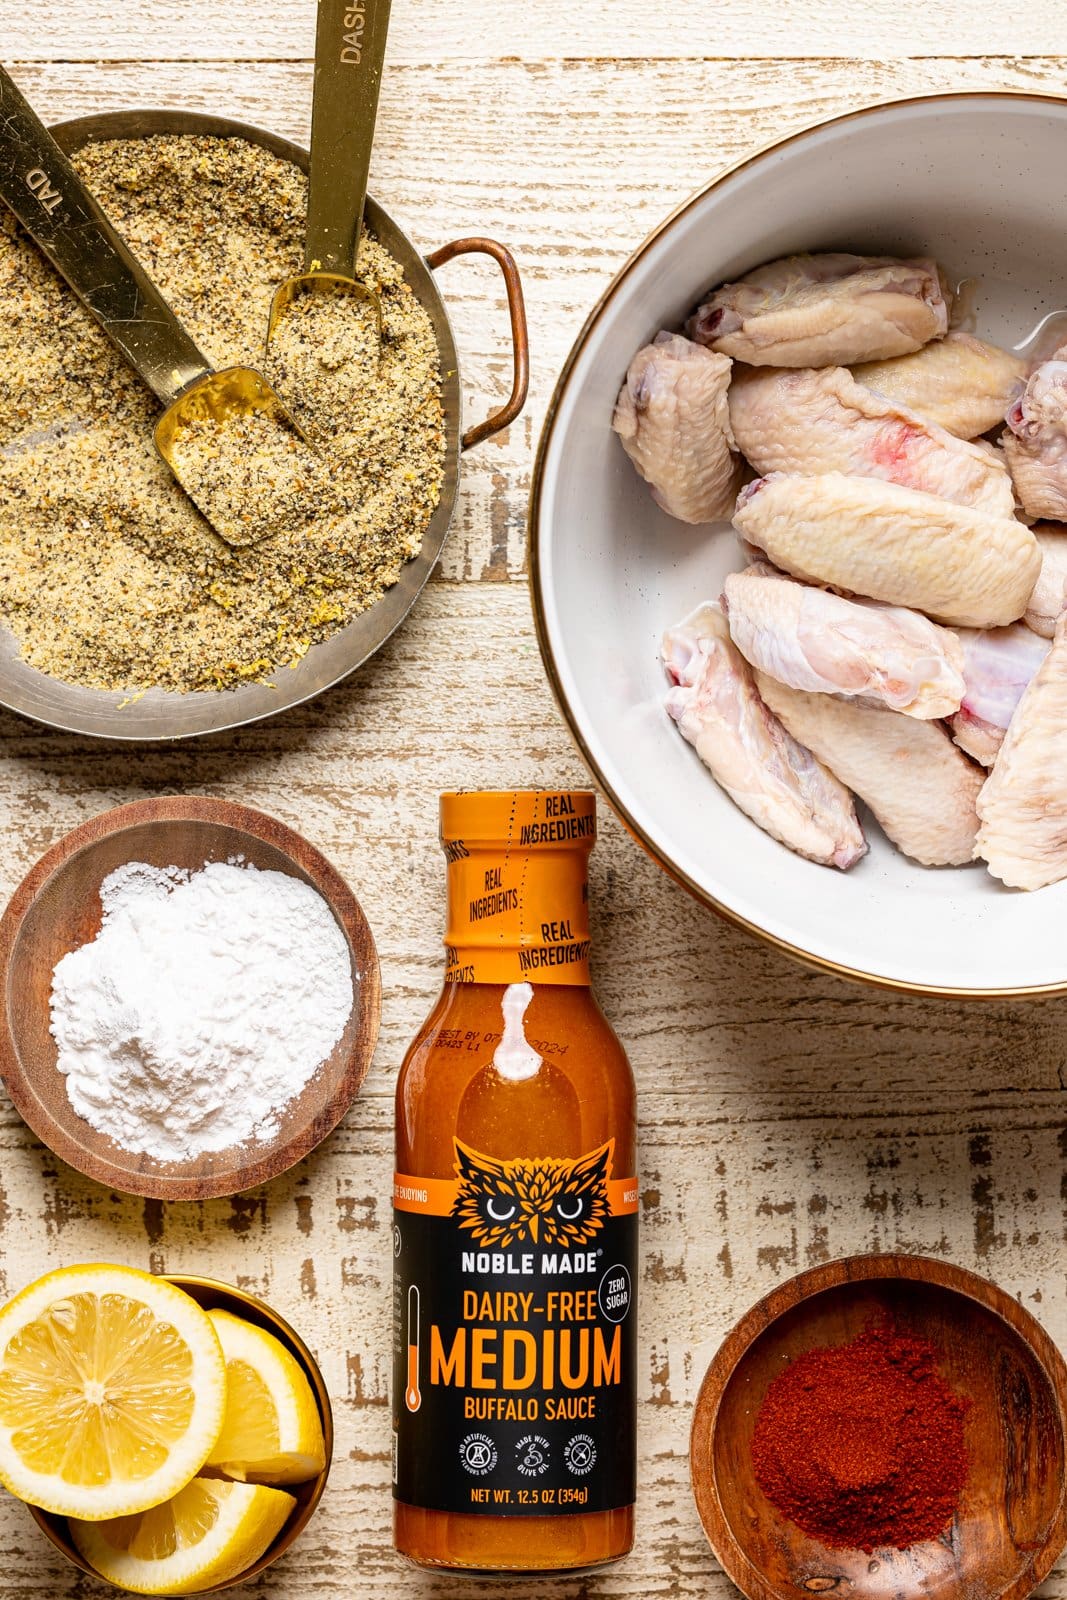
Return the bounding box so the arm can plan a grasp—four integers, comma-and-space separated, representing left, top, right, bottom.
691, 1254, 1067, 1600
0, 796, 380, 1199
28, 1274, 333, 1592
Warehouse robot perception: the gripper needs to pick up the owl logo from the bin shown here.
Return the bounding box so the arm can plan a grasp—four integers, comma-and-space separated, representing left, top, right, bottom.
451, 1141, 612, 1249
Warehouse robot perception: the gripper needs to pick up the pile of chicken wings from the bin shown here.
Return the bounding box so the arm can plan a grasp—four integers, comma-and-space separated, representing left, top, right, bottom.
613, 252, 1067, 890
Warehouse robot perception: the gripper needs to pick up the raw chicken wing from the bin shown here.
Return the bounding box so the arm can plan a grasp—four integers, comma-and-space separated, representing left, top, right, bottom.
722, 565, 965, 718
613, 331, 740, 523
949, 623, 1050, 766
1025, 526, 1067, 637
662, 602, 866, 869
733, 472, 1040, 628
852, 331, 1026, 439
727, 364, 1014, 517
1002, 351, 1067, 520
975, 613, 1067, 889
756, 672, 983, 867
688, 253, 949, 368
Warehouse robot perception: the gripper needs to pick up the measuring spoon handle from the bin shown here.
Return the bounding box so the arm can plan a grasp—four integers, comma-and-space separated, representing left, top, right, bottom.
0, 64, 211, 406
305, 0, 392, 276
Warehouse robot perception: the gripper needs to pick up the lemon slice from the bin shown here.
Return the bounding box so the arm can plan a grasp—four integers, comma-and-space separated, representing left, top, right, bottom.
70, 1476, 295, 1595
0, 1264, 226, 1519
204, 1310, 326, 1485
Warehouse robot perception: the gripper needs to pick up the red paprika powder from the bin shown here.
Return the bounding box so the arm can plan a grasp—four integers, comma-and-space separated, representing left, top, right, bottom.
750, 1321, 970, 1552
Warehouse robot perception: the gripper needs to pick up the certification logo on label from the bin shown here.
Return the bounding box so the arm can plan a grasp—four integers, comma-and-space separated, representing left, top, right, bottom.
516, 1434, 551, 1477
459, 1433, 497, 1475
564, 1433, 597, 1475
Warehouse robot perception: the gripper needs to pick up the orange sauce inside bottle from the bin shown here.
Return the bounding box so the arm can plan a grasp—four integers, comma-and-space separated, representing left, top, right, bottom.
393, 791, 637, 1573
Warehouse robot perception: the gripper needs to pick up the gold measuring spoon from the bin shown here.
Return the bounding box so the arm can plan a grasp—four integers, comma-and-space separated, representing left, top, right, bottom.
266, 0, 392, 362
0, 63, 312, 547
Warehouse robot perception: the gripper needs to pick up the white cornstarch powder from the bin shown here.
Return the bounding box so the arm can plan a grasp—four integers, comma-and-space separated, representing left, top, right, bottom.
49, 859, 356, 1162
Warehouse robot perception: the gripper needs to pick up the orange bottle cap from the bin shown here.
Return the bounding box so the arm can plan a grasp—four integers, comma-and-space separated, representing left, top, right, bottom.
440, 791, 596, 984
439, 790, 596, 848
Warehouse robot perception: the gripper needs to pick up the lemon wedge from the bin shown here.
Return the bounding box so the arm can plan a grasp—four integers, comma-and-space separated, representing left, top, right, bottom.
70, 1476, 295, 1595
0, 1264, 226, 1519
204, 1310, 326, 1485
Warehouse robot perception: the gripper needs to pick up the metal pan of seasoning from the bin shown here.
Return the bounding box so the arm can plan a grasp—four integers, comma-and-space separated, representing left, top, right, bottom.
0, 109, 528, 741
691, 1253, 1067, 1600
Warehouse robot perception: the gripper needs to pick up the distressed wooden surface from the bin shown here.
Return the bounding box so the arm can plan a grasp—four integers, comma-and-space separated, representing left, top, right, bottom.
1, 7, 1067, 1598
9, 1, 1067, 61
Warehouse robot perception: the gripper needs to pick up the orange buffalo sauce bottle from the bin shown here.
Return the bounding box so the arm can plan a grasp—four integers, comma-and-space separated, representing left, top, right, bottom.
393, 790, 637, 1573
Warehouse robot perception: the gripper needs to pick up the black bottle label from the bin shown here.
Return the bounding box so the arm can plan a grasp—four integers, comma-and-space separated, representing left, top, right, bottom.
392, 1139, 638, 1516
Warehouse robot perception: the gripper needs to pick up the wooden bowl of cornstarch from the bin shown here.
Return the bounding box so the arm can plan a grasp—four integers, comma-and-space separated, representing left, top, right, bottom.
0, 796, 380, 1199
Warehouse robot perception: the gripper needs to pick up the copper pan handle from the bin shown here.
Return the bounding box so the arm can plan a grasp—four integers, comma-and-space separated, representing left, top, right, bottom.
426, 237, 529, 451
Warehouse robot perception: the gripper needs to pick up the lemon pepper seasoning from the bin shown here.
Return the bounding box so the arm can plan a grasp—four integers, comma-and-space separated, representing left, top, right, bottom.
0, 134, 444, 693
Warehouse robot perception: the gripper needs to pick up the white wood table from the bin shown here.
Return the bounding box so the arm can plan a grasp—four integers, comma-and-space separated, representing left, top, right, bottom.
3, 4, 1067, 1595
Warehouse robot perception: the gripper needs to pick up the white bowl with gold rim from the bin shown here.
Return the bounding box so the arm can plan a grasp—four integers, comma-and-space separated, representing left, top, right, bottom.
531, 92, 1067, 998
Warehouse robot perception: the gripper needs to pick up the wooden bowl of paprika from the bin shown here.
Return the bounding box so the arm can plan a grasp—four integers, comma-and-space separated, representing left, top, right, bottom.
691, 1254, 1067, 1600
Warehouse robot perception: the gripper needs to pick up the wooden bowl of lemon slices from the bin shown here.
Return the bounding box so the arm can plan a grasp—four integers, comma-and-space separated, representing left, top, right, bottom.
0, 1264, 331, 1595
